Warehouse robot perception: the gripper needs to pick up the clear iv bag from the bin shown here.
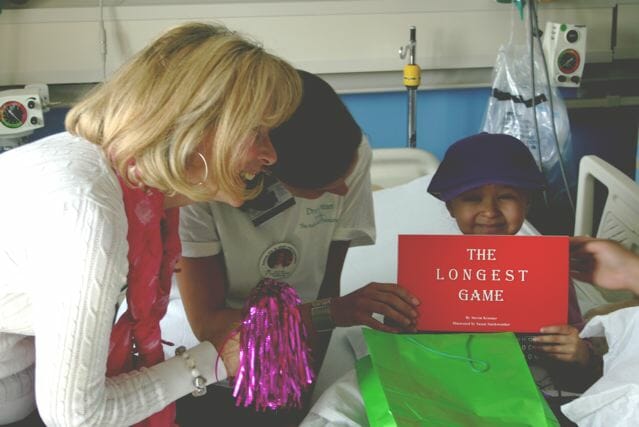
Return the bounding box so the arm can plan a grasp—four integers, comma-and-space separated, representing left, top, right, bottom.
482, 12, 570, 169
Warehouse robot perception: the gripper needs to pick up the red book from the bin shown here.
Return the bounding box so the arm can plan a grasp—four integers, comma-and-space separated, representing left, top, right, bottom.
398, 235, 569, 333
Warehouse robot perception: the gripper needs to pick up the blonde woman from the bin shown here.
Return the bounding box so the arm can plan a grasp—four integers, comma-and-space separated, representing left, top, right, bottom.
0, 22, 300, 426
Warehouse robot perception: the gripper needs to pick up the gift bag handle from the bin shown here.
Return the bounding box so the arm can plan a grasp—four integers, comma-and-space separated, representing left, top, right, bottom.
404, 335, 490, 373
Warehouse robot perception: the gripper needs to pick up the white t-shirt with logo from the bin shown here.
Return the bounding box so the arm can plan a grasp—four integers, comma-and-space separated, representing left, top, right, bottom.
179, 137, 375, 308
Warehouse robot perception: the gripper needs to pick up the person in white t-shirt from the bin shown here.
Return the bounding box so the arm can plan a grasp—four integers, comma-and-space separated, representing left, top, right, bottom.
175, 70, 420, 426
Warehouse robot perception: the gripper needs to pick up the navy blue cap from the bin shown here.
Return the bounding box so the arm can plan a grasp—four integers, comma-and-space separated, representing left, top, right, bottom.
427, 133, 545, 201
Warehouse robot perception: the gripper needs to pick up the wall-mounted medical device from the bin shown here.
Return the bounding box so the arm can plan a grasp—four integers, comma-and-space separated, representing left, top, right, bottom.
0, 84, 49, 153
542, 22, 587, 87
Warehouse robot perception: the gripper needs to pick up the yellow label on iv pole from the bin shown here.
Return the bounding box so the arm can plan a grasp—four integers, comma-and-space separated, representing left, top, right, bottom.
403, 64, 421, 88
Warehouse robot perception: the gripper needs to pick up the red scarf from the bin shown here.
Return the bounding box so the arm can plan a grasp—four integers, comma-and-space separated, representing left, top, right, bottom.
108, 177, 181, 427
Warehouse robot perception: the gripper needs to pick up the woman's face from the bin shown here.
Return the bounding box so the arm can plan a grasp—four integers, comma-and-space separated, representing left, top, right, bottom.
241, 129, 278, 182
446, 184, 529, 235
194, 129, 277, 207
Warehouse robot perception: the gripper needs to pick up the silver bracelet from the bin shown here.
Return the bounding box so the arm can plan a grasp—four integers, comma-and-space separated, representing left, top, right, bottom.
175, 346, 207, 397
311, 298, 335, 332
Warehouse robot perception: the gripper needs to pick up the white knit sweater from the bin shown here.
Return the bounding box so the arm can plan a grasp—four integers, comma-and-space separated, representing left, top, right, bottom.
0, 133, 224, 426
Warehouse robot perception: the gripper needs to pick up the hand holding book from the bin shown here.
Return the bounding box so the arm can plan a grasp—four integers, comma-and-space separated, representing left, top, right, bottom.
533, 324, 592, 367
331, 283, 420, 333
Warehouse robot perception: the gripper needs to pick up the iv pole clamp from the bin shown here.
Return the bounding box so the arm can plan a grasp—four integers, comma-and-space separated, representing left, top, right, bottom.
399, 26, 421, 148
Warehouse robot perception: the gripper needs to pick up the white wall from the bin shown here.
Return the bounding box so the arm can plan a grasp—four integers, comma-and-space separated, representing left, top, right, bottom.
1, 0, 637, 88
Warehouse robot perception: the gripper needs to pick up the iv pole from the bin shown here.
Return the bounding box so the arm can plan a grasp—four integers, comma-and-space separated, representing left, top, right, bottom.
399, 26, 421, 148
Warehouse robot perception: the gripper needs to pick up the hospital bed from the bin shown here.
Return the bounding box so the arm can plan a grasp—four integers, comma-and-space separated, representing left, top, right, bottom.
312, 147, 542, 403
158, 149, 639, 409
312, 153, 639, 408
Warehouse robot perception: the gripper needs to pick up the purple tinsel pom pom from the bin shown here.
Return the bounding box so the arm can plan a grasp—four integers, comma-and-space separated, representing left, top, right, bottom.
232, 278, 315, 411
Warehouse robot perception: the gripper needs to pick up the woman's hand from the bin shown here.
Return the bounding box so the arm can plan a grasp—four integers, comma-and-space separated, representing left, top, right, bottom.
533, 324, 591, 366
331, 282, 420, 333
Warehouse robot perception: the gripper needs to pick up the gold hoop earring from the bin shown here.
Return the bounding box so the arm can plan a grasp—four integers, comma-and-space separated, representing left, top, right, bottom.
196, 152, 209, 185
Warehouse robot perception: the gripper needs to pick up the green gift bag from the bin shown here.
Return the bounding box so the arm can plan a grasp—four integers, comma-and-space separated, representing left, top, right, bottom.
356, 329, 559, 427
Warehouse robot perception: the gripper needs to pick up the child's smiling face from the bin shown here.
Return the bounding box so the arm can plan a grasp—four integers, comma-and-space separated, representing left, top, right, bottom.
446, 184, 530, 235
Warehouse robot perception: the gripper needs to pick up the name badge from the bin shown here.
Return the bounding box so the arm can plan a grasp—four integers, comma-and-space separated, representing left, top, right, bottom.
241, 174, 295, 226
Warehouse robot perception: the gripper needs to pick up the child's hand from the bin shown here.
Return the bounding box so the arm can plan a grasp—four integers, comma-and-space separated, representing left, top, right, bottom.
532, 325, 591, 367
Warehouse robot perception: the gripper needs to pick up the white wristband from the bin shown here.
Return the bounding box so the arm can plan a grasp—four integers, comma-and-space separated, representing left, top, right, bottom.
175, 346, 207, 397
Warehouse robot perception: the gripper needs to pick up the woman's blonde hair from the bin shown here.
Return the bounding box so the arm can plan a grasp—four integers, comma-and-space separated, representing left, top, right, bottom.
66, 22, 301, 202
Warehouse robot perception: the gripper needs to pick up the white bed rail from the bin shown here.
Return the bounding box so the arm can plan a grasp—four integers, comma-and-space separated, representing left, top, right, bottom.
574, 155, 639, 250
370, 147, 439, 190
574, 155, 639, 307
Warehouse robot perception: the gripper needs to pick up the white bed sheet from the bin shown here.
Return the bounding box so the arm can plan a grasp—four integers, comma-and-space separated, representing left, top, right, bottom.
561, 307, 639, 427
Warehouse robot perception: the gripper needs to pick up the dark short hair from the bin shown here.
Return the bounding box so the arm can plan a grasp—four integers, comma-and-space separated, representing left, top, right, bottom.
427, 132, 545, 201
269, 70, 362, 189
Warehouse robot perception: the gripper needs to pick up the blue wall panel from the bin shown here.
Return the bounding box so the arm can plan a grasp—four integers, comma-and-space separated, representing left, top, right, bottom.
341, 88, 492, 161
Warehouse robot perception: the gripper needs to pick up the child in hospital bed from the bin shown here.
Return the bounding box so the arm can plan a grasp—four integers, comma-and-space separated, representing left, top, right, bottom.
426, 132, 601, 393
301, 132, 601, 427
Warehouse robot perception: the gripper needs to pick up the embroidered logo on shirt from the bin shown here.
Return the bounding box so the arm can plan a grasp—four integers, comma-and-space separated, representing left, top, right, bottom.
300, 203, 337, 228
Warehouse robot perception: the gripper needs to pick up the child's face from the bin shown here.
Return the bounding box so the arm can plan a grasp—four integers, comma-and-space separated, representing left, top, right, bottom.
446, 184, 529, 235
